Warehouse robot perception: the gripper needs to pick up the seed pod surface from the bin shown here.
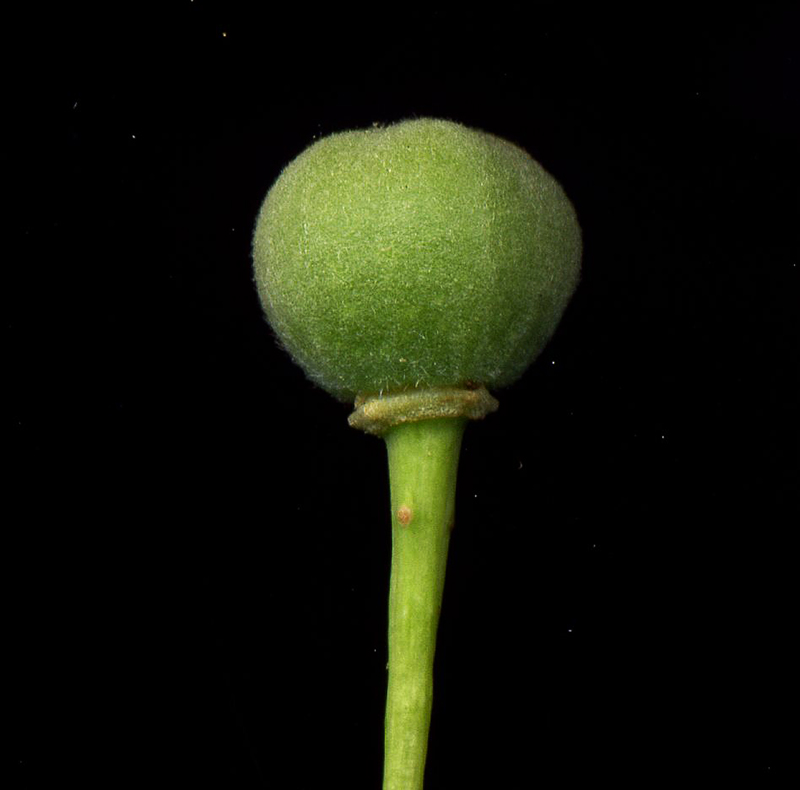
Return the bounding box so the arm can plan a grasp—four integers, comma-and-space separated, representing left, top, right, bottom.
253, 118, 581, 402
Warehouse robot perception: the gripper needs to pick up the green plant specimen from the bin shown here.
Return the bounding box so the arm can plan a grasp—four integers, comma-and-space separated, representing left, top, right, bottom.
252, 117, 581, 789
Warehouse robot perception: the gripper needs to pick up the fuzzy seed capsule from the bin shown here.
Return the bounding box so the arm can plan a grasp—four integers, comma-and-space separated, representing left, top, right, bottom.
252, 118, 581, 403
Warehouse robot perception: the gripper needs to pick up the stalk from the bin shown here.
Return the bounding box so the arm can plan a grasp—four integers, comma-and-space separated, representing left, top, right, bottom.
382, 416, 466, 790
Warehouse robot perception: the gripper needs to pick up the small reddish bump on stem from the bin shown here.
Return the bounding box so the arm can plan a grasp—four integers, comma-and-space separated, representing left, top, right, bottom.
397, 505, 412, 526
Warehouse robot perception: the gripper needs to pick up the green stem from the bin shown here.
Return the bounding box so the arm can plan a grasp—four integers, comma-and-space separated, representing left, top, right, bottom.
382, 417, 466, 790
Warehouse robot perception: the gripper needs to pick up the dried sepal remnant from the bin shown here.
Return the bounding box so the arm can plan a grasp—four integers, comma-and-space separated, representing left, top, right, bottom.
348, 385, 498, 436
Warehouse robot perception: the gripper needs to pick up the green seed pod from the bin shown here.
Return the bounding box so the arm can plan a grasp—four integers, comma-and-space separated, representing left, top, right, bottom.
252, 118, 581, 406
251, 118, 584, 788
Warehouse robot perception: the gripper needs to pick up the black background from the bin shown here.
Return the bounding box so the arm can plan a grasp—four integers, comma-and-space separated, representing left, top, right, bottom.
8, 2, 797, 786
